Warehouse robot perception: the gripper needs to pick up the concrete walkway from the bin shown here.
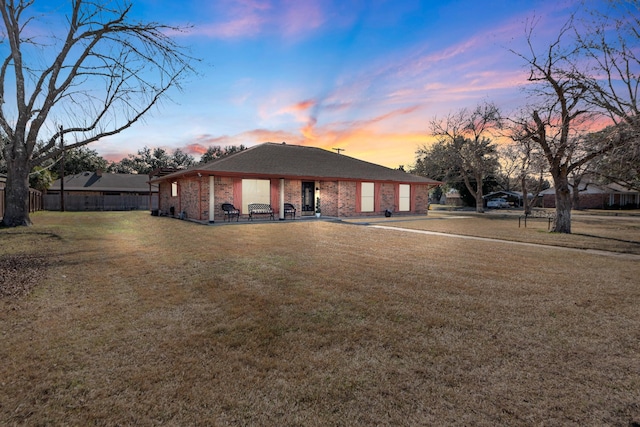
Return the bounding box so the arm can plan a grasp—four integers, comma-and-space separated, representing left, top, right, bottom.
367, 224, 640, 261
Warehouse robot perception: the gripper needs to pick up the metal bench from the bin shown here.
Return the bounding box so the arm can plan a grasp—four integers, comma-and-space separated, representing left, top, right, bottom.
248, 203, 274, 221
221, 203, 240, 222
283, 203, 296, 219
519, 210, 556, 230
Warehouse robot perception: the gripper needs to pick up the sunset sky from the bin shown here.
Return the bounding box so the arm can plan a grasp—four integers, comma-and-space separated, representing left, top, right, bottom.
88, 0, 609, 168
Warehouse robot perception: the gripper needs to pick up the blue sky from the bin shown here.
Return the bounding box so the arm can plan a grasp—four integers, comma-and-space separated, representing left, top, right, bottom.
89, 0, 602, 168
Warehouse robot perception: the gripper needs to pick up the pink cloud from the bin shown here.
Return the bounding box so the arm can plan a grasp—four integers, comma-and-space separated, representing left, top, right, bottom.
281, 0, 326, 36
292, 99, 315, 111
102, 152, 129, 163
272, 98, 320, 124
184, 143, 209, 155
196, 16, 266, 38
301, 117, 318, 140
186, 0, 328, 40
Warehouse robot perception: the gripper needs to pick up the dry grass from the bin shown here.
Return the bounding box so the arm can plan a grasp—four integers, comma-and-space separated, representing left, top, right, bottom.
346, 210, 640, 255
1, 211, 639, 426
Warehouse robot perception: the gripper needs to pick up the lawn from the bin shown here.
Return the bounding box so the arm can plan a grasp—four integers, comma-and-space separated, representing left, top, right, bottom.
344, 210, 640, 255
1, 211, 639, 425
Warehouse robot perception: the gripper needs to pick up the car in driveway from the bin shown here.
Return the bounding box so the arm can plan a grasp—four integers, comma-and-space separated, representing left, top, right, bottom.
487, 197, 510, 208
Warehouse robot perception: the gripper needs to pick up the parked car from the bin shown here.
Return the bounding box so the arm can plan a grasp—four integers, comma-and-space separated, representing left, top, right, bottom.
487, 197, 510, 208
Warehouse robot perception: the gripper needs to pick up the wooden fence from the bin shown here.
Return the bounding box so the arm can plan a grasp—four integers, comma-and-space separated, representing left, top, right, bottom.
0, 186, 43, 220
44, 194, 158, 211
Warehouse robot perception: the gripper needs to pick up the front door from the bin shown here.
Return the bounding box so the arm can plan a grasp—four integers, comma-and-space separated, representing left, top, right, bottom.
301, 182, 315, 215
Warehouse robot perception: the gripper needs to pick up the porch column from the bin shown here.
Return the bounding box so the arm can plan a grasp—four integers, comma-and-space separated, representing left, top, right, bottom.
279, 178, 285, 220
209, 175, 215, 223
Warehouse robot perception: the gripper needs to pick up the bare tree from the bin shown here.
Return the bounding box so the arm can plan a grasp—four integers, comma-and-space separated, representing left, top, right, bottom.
588, 133, 640, 191
429, 102, 501, 213
576, 1, 640, 193
576, 1, 639, 135
508, 4, 638, 233
499, 140, 547, 214
496, 144, 521, 192
0, 0, 196, 226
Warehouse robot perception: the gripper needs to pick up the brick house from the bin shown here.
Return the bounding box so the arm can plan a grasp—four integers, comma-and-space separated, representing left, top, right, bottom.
541, 182, 640, 209
46, 171, 158, 211
149, 142, 441, 222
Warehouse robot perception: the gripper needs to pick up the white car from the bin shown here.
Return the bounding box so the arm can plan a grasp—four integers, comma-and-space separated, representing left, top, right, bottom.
487, 198, 510, 208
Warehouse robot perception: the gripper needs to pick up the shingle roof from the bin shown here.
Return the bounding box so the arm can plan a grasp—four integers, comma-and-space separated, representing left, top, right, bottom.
540, 181, 639, 195
152, 143, 440, 184
50, 172, 156, 192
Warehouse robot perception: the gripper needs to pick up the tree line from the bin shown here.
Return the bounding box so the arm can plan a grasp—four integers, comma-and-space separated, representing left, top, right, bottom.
0, 144, 246, 192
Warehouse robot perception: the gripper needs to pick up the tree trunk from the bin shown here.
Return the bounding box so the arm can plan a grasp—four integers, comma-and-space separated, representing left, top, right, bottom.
571, 177, 582, 210
475, 172, 484, 213
521, 174, 531, 215
1, 148, 33, 227
552, 171, 572, 233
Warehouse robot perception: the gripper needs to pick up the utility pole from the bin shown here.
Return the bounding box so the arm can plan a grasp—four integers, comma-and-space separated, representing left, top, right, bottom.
59, 125, 65, 212
332, 148, 345, 154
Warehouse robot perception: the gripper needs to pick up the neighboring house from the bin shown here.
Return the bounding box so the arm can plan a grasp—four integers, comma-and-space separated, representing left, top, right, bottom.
442, 189, 464, 207
541, 182, 640, 209
46, 171, 158, 211
149, 142, 441, 222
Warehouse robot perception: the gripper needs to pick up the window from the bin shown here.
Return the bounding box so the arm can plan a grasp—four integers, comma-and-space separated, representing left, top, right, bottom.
361, 182, 374, 212
399, 184, 410, 211
171, 182, 178, 197
242, 179, 270, 212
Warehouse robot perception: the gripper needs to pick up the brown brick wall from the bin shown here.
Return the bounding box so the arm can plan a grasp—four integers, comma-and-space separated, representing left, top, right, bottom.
337, 181, 356, 217
543, 192, 611, 209
380, 183, 395, 212
335, 181, 431, 217
214, 176, 235, 219
578, 194, 608, 209
159, 176, 210, 220
158, 181, 173, 214
179, 177, 199, 219
414, 184, 430, 214
161, 176, 433, 221
283, 179, 302, 213
319, 180, 339, 217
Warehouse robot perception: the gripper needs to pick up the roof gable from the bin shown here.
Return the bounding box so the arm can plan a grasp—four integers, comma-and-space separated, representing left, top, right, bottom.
50, 172, 155, 192
541, 181, 639, 195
